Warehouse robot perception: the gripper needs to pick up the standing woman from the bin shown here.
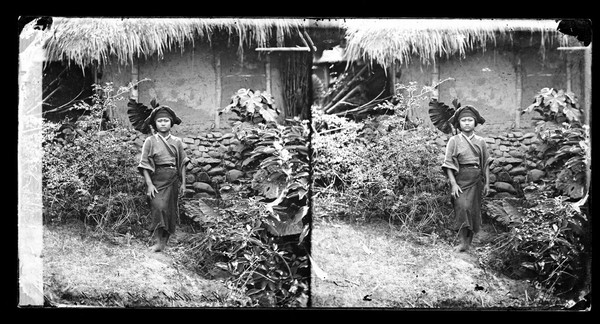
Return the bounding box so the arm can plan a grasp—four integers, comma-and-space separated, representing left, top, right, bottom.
441, 105, 490, 252
137, 106, 189, 252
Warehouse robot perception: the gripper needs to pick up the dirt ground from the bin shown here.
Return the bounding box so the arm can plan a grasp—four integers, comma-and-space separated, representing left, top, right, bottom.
43, 220, 251, 307
310, 217, 568, 309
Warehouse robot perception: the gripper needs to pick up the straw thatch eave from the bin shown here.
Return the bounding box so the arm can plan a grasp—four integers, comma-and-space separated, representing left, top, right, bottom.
342, 19, 574, 67
40, 17, 306, 68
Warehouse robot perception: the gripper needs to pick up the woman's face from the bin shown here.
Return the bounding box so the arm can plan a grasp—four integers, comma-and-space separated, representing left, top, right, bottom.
155, 117, 172, 132
459, 116, 475, 132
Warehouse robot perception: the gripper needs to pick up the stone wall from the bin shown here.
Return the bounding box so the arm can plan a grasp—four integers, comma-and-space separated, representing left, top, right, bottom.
129, 130, 248, 198
435, 130, 546, 198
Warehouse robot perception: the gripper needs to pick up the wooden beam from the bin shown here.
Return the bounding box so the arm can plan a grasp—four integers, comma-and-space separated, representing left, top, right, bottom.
323, 64, 369, 111
256, 47, 312, 52
557, 46, 591, 51
302, 30, 317, 53
326, 86, 361, 114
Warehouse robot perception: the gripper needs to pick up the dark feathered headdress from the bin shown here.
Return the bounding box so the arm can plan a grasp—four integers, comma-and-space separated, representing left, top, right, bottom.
447, 105, 485, 130
428, 98, 461, 134
127, 98, 181, 134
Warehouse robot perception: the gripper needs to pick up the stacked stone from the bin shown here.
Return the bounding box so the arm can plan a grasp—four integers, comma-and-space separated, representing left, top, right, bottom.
181, 132, 246, 197
484, 131, 545, 197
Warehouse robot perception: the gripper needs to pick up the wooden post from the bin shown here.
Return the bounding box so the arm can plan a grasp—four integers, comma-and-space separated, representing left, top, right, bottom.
389, 60, 396, 96
130, 58, 139, 106
566, 53, 572, 93
266, 54, 272, 95
323, 64, 330, 99
515, 55, 522, 128
215, 52, 222, 129
431, 60, 439, 99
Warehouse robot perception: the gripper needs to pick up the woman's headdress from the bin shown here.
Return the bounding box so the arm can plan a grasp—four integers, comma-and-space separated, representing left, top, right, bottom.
448, 105, 485, 129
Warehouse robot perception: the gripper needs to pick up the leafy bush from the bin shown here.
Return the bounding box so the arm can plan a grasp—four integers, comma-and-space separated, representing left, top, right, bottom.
522, 88, 584, 125
486, 118, 591, 297
190, 89, 310, 306
489, 196, 588, 294
187, 200, 309, 307
312, 110, 451, 232
43, 120, 147, 230
42, 82, 148, 232
532, 123, 590, 200
220, 88, 280, 123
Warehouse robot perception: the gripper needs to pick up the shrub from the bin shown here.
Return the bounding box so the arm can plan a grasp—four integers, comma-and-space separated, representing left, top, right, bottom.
522, 88, 584, 125
312, 110, 451, 232
42, 82, 149, 233
489, 195, 588, 294
532, 123, 590, 200
186, 200, 309, 307
43, 121, 148, 231
188, 89, 310, 307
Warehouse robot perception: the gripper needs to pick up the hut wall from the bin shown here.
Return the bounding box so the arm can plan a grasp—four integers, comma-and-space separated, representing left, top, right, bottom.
137, 43, 218, 136
101, 43, 288, 137
437, 49, 518, 135
398, 46, 582, 136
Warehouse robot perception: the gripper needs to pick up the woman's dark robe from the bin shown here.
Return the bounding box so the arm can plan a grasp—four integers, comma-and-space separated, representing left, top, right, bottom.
138, 133, 189, 235
442, 133, 490, 233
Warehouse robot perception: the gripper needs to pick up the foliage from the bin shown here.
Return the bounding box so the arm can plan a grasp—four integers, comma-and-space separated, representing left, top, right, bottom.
220, 88, 280, 123
312, 110, 451, 232
522, 88, 584, 125
533, 123, 590, 199
188, 202, 309, 307
489, 195, 588, 294
42, 82, 148, 232
232, 118, 310, 237
69, 82, 136, 130
374, 78, 455, 128
187, 88, 310, 306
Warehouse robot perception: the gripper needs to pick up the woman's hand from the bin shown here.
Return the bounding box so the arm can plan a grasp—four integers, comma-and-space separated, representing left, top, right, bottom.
146, 184, 158, 199
179, 183, 186, 197
451, 183, 463, 199
483, 183, 490, 197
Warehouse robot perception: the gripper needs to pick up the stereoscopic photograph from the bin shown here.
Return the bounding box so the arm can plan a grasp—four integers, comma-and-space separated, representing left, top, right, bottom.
17, 16, 591, 311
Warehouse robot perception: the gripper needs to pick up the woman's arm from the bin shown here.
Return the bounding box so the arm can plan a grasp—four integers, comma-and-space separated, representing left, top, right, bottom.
483, 162, 490, 196
142, 168, 158, 198
179, 167, 186, 197
446, 167, 462, 199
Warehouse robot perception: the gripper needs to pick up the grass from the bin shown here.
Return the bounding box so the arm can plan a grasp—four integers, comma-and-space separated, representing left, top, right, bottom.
43, 220, 252, 307
310, 216, 567, 309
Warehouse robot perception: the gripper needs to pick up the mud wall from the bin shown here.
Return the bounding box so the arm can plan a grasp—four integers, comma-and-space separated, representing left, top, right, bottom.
396, 44, 583, 137
99, 42, 287, 138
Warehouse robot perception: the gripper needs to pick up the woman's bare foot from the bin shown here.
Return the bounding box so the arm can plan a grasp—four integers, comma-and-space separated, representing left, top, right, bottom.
454, 244, 469, 252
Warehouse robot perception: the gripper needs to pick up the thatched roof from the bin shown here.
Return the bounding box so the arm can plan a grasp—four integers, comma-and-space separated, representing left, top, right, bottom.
39, 17, 306, 67
342, 19, 573, 67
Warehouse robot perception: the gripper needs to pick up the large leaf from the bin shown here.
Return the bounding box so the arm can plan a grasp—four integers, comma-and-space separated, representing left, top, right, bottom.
259, 106, 279, 123
126, 99, 153, 133
563, 105, 582, 122
485, 200, 524, 225
428, 99, 455, 134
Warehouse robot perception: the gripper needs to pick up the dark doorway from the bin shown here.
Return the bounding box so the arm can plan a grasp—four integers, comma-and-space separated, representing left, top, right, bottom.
42, 61, 95, 122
